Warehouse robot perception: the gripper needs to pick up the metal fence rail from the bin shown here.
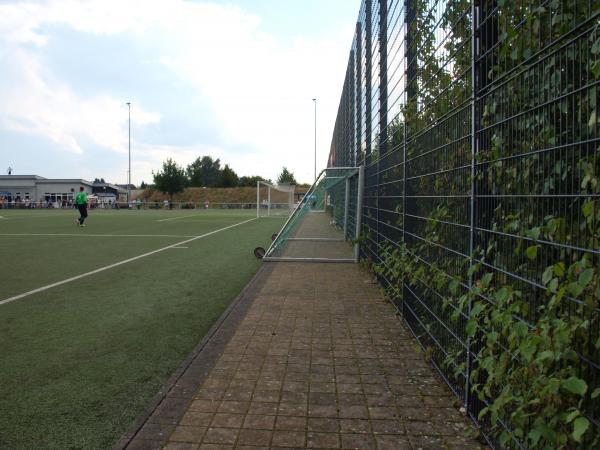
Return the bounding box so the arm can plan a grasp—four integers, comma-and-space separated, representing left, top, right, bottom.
328, 0, 599, 447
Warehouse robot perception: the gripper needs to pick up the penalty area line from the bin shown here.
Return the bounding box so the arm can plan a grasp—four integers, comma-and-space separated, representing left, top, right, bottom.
156, 215, 198, 222
0, 218, 256, 306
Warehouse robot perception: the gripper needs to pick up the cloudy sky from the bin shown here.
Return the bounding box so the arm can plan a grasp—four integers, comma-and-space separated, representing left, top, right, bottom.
0, 0, 360, 185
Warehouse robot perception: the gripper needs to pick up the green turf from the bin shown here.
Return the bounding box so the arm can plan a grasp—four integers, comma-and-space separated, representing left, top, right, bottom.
0, 209, 283, 448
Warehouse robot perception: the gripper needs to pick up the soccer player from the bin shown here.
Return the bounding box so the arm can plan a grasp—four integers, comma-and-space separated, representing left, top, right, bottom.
75, 187, 88, 227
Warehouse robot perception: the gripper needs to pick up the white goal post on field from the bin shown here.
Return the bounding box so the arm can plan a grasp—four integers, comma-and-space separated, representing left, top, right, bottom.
256, 181, 295, 218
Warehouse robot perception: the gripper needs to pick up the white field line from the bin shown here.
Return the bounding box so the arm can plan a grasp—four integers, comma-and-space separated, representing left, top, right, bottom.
0, 218, 256, 306
156, 215, 201, 222
0, 213, 76, 218
0, 212, 160, 218
156, 214, 254, 222
0, 233, 196, 238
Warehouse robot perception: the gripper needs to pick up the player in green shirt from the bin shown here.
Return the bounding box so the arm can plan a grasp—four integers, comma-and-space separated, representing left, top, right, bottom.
75, 187, 88, 227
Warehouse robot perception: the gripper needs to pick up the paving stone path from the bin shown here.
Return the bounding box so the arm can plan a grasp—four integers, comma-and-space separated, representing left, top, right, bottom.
120, 262, 484, 450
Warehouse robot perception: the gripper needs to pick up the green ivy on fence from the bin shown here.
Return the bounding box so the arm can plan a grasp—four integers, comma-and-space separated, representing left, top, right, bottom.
369, 0, 600, 448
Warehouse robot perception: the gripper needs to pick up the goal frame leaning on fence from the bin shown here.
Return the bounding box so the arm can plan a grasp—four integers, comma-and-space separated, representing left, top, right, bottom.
262, 166, 364, 263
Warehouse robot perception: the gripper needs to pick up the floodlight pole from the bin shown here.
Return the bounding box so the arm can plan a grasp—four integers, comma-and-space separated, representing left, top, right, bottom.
313, 98, 317, 182
127, 102, 131, 204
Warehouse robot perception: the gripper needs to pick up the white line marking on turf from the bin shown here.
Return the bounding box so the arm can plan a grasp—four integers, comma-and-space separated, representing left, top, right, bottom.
0, 213, 75, 218
0, 218, 256, 306
0, 233, 196, 238
156, 215, 200, 222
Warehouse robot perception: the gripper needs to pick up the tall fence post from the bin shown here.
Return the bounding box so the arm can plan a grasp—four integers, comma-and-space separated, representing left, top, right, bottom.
344, 177, 350, 238
355, 165, 365, 262
365, 0, 372, 163
403, 0, 415, 320
379, 0, 388, 154
356, 22, 362, 166
402, 121, 407, 318
465, 0, 479, 414
349, 49, 356, 167
376, 0, 388, 260
364, 0, 372, 258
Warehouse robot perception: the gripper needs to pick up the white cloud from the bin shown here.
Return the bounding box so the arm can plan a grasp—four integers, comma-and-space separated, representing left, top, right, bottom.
152, 5, 353, 182
0, 0, 354, 184
0, 45, 160, 155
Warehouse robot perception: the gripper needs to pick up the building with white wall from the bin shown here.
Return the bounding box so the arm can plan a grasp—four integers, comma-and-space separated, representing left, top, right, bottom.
0, 175, 93, 206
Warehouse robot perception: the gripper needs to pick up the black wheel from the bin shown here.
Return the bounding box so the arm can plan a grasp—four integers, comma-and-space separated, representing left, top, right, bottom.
271, 233, 278, 241
254, 247, 266, 259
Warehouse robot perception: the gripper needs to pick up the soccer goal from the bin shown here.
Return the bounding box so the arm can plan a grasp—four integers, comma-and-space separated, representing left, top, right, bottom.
263, 166, 364, 262
256, 181, 295, 218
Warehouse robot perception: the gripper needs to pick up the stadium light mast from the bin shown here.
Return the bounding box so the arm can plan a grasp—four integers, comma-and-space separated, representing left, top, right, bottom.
312, 98, 317, 182
127, 102, 131, 204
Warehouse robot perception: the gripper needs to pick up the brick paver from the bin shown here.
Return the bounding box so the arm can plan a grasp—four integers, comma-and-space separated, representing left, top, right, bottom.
280, 212, 355, 259
122, 262, 484, 450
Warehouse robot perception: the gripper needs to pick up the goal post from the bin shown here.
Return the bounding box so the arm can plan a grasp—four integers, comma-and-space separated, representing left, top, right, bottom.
256, 181, 295, 218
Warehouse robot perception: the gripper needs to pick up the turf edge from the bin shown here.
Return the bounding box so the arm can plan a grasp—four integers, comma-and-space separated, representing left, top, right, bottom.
112, 261, 275, 449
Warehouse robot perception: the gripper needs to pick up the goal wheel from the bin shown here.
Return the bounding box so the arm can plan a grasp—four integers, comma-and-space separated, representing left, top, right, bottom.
271, 233, 278, 241
254, 247, 266, 259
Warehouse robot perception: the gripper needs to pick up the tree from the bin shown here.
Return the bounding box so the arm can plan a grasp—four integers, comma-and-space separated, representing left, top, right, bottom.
153, 158, 186, 207
186, 157, 204, 187
186, 156, 222, 187
140, 181, 148, 189
277, 167, 297, 185
219, 164, 239, 187
93, 178, 106, 184
238, 175, 266, 187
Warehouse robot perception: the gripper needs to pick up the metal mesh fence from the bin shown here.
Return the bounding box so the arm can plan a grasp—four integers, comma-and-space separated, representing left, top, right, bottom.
328, 0, 599, 447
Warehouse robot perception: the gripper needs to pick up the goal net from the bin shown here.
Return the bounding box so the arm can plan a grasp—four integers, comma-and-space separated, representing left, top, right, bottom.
256, 181, 295, 217
263, 166, 363, 262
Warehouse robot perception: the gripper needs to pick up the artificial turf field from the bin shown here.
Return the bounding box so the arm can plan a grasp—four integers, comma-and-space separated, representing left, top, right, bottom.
0, 209, 285, 449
